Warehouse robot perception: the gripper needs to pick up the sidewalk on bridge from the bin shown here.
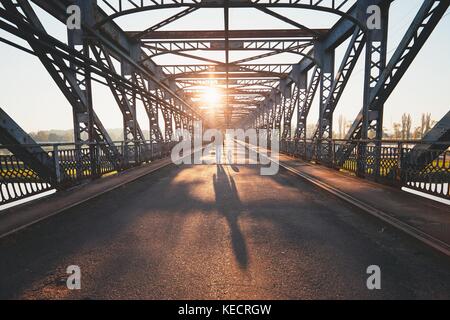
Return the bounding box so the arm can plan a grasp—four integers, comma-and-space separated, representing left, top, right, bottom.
0, 157, 174, 238
277, 153, 450, 248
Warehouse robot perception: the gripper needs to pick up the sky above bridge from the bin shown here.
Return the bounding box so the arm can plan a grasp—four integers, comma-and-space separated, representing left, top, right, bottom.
0, 0, 448, 135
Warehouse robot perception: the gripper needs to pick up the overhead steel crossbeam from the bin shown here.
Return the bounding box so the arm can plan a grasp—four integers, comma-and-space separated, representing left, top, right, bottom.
174, 73, 285, 79
131, 7, 199, 40
94, 0, 358, 127
161, 64, 293, 75
176, 79, 279, 87
141, 39, 314, 58
128, 29, 328, 40
229, 43, 314, 65
96, 0, 358, 26
195, 97, 263, 106
185, 88, 271, 96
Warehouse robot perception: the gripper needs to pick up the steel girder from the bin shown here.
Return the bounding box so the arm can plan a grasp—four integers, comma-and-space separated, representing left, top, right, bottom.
0, 8, 195, 123
177, 79, 280, 88
231, 44, 313, 65
30, 0, 203, 122
281, 80, 298, 140
174, 73, 283, 79
162, 64, 293, 76
354, 0, 390, 177
311, 27, 365, 141
164, 66, 292, 82
273, 94, 284, 132
184, 88, 271, 97
90, 43, 147, 146
141, 39, 314, 58
1, 0, 204, 150
130, 29, 327, 40
133, 73, 165, 143
174, 113, 183, 131
295, 67, 320, 141
337, 0, 450, 167
242, 1, 376, 130
0, 0, 447, 167
154, 86, 181, 142
401, 111, 450, 172
284, 0, 389, 83
0, 0, 200, 129
96, 0, 358, 26
162, 107, 174, 142
131, 7, 199, 40
0, 108, 56, 184
316, 44, 335, 160
2, 0, 120, 171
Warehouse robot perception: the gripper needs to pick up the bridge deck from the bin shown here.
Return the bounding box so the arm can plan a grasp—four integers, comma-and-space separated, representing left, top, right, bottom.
276, 153, 450, 249
0, 150, 449, 299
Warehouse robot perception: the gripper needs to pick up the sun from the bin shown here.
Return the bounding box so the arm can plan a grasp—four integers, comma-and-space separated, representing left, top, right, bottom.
201, 87, 222, 106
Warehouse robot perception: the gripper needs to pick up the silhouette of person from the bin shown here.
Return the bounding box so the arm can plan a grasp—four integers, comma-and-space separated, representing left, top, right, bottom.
215, 133, 223, 164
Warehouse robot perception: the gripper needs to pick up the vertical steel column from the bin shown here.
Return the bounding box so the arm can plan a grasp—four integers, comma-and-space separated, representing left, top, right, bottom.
162, 106, 174, 142
316, 42, 335, 162
267, 96, 276, 145
174, 110, 182, 140
224, 0, 231, 128
134, 73, 164, 144
273, 92, 283, 141
67, 0, 96, 177
358, 0, 390, 177
289, 69, 307, 142
280, 79, 295, 141
182, 115, 189, 132
121, 43, 142, 164
295, 66, 320, 156
91, 44, 146, 149
155, 89, 173, 142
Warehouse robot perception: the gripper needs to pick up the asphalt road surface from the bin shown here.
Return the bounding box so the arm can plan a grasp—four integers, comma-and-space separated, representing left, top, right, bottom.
1, 159, 449, 299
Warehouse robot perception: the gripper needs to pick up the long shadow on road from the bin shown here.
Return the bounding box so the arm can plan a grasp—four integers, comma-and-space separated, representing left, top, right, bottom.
213, 165, 248, 269
0, 163, 450, 299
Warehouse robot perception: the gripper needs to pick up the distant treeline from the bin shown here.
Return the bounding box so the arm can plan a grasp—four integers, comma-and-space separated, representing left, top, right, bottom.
29, 129, 150, 143
27, 112, 440, 143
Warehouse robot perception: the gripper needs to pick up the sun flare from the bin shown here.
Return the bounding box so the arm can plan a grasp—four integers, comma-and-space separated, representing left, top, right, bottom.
200, 87, 222, 107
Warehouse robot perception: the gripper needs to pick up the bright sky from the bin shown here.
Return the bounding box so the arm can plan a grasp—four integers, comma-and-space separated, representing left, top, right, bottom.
0, 0, 448, 135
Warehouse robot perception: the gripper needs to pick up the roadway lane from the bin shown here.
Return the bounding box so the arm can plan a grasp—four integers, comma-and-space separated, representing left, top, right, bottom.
0, 153, 450, 299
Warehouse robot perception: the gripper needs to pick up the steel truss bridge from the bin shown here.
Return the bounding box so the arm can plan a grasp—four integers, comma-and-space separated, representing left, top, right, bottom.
0, 0, 449, 206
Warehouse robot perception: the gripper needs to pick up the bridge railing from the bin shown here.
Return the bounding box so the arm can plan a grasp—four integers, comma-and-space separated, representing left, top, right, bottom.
280, 139, 450, 200
0, 141, 176, 206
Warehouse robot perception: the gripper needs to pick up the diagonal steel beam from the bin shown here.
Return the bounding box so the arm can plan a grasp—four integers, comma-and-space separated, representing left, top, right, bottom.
0, 108, 56, 184
5, 0, 120, 166
132, 7, 199, 40
311, 27, 365, 141
337, 0, 450, 166
256, 7, 321, 37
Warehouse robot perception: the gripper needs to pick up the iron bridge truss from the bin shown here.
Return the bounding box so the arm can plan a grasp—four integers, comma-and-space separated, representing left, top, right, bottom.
0, 0, 449, 205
